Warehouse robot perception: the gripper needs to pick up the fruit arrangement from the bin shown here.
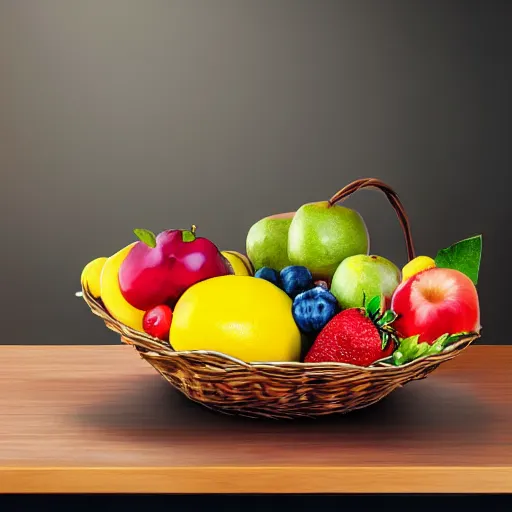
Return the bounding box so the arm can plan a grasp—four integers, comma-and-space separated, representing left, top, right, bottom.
80, 178, 482, 419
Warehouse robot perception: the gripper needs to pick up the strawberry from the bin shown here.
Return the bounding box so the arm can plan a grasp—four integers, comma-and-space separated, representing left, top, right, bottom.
304, 295, 398, 366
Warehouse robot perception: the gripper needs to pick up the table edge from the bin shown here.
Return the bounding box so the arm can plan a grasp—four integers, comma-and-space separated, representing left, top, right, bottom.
1, 466, 511, 494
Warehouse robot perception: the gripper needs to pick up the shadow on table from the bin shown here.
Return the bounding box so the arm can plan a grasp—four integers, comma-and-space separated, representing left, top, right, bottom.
76, 372, 492, 444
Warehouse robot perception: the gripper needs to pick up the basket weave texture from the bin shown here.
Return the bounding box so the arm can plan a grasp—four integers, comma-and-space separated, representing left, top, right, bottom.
82, 178, 480, 419
83, 288, 478, 420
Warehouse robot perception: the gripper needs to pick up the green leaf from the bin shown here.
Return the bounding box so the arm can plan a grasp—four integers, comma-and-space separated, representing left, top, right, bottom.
134, 228, 156, 248
393, 335, 425, 365
182, 230, 196, 242
378, 310, 397, 326
381, 332, 389, 351
392, 332, 467, 366
434, 235, 482, 285
366, 295, 382, 318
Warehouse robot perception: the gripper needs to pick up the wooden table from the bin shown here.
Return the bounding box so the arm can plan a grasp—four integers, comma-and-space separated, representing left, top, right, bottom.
0, 345, 511, 494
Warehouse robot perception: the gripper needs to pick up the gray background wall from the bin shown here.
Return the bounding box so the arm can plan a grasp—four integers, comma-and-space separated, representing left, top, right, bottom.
0, 0, 510, 345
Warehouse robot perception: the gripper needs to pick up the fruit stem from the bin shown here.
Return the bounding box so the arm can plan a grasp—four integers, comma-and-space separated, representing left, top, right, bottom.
191, 224, 197, 234
327, 178, 416, 262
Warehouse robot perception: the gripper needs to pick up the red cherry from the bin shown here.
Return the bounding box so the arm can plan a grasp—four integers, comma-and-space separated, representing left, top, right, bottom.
143, 305, 173, 340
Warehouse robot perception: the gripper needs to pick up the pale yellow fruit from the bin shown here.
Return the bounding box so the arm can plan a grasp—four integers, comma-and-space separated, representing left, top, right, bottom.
221, 250, 254, 276
402, 255, 436, 282
100, 243, 145, 332
170, 275, 301, 363
80, 257, 108, 298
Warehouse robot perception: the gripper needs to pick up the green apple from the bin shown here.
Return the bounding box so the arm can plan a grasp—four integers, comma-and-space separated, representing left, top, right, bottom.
246, 212, 294, 271
287, 201, 369, 280
331, 254, 401, 310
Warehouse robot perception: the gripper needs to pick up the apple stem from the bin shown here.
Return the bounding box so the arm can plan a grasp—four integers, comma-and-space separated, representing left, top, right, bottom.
327, 178, 416, 262
191, 224, 196, 234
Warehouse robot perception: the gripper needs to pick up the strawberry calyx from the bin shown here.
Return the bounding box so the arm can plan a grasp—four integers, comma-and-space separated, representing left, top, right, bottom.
362, 293, 399, 350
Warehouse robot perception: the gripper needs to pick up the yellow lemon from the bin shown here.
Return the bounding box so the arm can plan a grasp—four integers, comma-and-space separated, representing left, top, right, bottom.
100, 243, 145, 332
402, 255, 436, 282
221, 250, 254, 276
170, 275, 301, 362
80, 257, 108, 298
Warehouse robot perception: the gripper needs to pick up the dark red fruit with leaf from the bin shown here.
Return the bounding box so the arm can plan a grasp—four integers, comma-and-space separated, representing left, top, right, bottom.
304, 296, 397, 366
119, 226, 232, 310
143, 305, 173, 340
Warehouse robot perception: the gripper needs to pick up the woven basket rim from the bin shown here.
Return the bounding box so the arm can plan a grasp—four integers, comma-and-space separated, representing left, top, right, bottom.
81, 283, 480, 371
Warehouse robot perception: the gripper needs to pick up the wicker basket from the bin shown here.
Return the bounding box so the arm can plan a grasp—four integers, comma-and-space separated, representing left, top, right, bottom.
82, 178, 480, 419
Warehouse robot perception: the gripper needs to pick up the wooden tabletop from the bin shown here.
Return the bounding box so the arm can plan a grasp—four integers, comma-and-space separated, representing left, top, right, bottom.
0, 345, 511, 494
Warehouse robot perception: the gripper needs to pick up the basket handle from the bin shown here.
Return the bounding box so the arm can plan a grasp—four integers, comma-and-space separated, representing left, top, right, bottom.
327, 178, 416, 262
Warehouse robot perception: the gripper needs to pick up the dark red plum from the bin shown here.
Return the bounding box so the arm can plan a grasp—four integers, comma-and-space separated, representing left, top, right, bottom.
118, 227, 231, 310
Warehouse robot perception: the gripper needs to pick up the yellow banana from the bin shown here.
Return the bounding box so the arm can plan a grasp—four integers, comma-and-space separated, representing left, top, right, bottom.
80, 257, 108, 298
100, 243, 145, 332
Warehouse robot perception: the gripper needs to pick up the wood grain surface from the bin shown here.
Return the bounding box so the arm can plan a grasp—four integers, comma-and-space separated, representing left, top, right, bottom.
0, 345, 511, 494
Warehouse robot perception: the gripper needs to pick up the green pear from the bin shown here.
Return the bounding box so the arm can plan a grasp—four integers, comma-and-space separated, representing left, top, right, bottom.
246, 212, 294, 271
287, 201, 369, 280
331, 254, 401, 310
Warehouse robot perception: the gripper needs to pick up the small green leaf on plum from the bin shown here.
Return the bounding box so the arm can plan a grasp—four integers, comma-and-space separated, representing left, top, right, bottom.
134, 228, 157, 248
182, 230, 196, 242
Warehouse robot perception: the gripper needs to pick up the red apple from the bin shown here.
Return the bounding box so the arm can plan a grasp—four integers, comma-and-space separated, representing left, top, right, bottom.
118, 226, 231, 310
143, 305, 173, 340
391, 267, 480, 344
